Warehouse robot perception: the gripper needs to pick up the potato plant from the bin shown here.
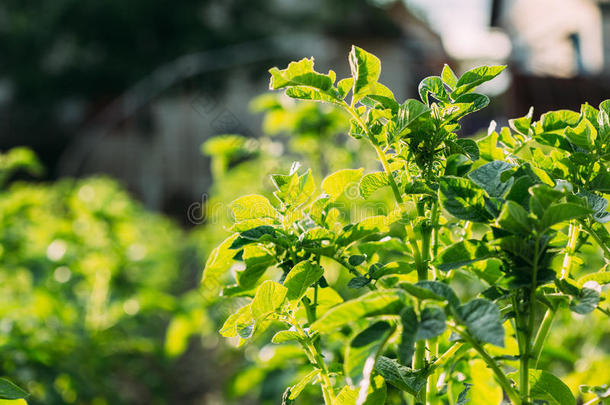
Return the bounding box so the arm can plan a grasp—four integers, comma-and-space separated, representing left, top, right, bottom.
202, 47, 610, 405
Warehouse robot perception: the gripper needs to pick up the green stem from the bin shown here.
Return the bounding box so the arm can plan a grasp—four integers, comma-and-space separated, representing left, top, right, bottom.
521, 235, 540, 404
449, 323, 521, 405
532, 222, 580, 368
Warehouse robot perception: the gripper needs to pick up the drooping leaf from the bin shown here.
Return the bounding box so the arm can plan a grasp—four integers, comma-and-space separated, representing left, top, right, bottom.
416, 306, 446, 340
359, 172, 389, 199
322, 168, 364, 201
311, 290, 406, 333
528, 370, 576, 405
374, 356, 428, 395
345, 321, 395, 390
457, 299, 504, 347
569, 281, 601, 314
434, 240, 497, 271
283, 261, 324, 305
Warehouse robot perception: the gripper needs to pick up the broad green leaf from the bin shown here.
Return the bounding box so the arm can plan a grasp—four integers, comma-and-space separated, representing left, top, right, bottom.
565, 118, 597, 150
251, 280, 287, 320
528, 370, 576, 405
219, 304, 254, 339
454, 138, 480, 161
590, 169, 610, 193
416, 306, 446, 340
393, 99, 431, 138
349, 46, 382, 102
311, 290, 406, 333
416, 281, 461, 308
0, 379, 27, 400
434, 240, 497, 271
441, 64, 458, 89
230, 194, 278, 222
359, 172, 389, 199
529, 184, 564, 219
453, 93, 490, 114
236, 245, 276, 288
579, 191, 610, 223
374, 356, 428, 395
541, 203, 591, 230
286, 369, 319, 401
345, 321, 395, 390
497, 201, 532, 235
201, 234, 239, 296
272, 330, 302, 344
283, 261, 324, 304
569, 281, 601, 314
333, 375, 386, 405
468, 160, 514, 198
509, 106, 534, 136
272, 168, 316, 206
322, 168, 364, 201
477, 130, 504, 161
452, 65, 506, 97
540, 110, 580, 132
348, 276, 371, 289
418, 76, 449, 105
338, 78, 354, 99
269, 58, 340, 102
439, 176, 494, 222
457, 299, 504, 347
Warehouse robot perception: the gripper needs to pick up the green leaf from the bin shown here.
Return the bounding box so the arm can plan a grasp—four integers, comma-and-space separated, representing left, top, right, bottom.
441, 64, 458, 89
236, 245, 277, 288
457, 299, 504, 347
578, 270, 610, 286
272, 330, 302, 344
322, 168, 364, 201
579, 191, 610, 223
348, 276, 371, 289
230, 194, 278, 223
286, 369, 319, 401
468, 161, 514, 198
393, 99, 431, 138
528, 370, 576, 405
219, 304, 254, 339
398, 307, 417, 364
271, 168, 316, 206
397, 283, 446, 302
541, 203, 591, 230
590, 169, 610, 193
439, 176, 494, 222
349, 46, 382, 102
565, 118, 597, 150
374, 356, 428, 395
349, 255, 367, 266
454, 93, 490, 114
269, 58, 340, 102
359, 172, 389, 199
333, 375, 387, 405
416, 281, 461, 308
477, 130, 504, 161
509, 106, 534, 136
569, 281, 601, 314
311, 290, 406, 334
540, 110, 581, 133
497, 201, 532, 235
230, 225, 279, 249
251, 280, 287, 320
434, 240, 497, 271
283, 261, 324, 304
416, 306, 446, 340
419, 76, 449, 105
454, 138, 480, 161
0, 379, 28, 400
201, 234, 239, 297
345, 321, 394, 390
452, 65, 506, 98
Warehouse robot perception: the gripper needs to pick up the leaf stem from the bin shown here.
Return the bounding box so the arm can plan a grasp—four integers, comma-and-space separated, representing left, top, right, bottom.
448, 322, 521, 405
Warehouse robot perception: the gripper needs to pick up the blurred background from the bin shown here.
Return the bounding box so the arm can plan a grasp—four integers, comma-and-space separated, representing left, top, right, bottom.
0, 0, 609, 404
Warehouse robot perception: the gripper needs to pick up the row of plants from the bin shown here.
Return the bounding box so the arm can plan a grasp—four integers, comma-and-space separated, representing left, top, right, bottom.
203, 47, 610, 404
